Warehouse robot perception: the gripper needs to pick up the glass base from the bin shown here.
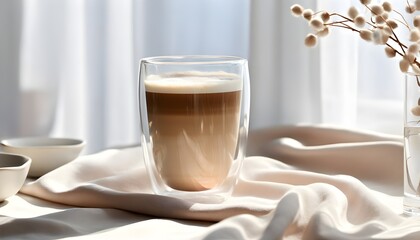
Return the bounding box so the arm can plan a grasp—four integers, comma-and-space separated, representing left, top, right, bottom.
152, 178, 238, 204
403, 194, 420, 216
146, 159, 242, 204
157, 189, 228, 204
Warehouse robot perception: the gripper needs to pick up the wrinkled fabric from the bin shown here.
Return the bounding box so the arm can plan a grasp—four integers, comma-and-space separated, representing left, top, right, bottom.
1, 125, 419, 239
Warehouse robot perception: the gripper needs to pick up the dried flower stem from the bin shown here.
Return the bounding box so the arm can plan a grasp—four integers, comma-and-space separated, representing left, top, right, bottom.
294, 0, 420, 74
325, 13, 408, 59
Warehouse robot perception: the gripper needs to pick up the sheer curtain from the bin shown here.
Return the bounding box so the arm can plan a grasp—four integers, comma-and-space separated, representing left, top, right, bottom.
0, 0, 404, 154
18, 0, 139, 153
249, 0, 322, 129
0, 0, 249, 153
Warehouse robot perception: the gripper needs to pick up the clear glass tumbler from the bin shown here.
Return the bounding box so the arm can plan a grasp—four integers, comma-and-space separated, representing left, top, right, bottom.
138, 56, 250, 202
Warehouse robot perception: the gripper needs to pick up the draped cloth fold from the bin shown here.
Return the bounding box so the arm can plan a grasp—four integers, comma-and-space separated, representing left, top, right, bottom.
4, 125, 420, 239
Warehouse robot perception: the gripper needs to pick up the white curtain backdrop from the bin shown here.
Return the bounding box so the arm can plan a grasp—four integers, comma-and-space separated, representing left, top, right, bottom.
0, 0, 404, 153
249, 0, 322, 129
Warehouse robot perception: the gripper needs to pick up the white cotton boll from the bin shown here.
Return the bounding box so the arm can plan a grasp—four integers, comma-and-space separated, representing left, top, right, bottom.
414, 16, 420, 28
410, 29, 420, 42
303, 9, 314, 21
304, 34, 318, 47
360, 29, 373, 41
381, 33, 389, 44
291, 4, 304, 17
415, 0, 420, 10
370, 4, 384, 15
382, 26, 392, 36
321, 12, 330, 22
385, 46, 396, 57
309, 18, 324, 31
373, 29, 384, 44
412, 105, 420, 116
409, 43, 420, 54
406, 53, 416, 63
348, 6, 359, 19
375, 15, 385, 24
387, 19, 398, 29
406, 5, 416, 14
317, 27, 330, 37
354, 15, 366, 27
400, 59, 410, 72
383, 1, 392, 12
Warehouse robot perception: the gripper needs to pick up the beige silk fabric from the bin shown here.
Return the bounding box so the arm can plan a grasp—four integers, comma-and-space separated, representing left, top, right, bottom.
2, 125, 420, 239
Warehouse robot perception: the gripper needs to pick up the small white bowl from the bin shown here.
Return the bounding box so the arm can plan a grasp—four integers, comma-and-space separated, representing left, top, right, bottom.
0, 153, 31, 202
1, 137, 85, 177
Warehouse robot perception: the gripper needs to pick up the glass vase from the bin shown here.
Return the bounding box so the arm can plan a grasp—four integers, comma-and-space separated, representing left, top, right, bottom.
404, 73, 420, 215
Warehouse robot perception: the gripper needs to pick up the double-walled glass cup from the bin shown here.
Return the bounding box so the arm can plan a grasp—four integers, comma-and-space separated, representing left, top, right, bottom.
138, 56, 250, 202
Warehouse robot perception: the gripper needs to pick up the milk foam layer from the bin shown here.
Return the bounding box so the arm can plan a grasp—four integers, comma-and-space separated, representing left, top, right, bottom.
145, 71, 242, 94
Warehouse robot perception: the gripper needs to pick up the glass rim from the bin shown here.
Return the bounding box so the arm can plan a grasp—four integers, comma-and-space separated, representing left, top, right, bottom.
140, 55, 246, 65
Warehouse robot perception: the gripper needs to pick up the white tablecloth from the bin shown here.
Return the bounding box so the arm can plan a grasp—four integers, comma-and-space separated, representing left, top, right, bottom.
1, 125, 419, 239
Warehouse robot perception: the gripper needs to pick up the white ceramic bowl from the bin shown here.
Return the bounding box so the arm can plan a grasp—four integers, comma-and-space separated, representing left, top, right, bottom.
0, 153, 31, 202
1, 137, 85, 177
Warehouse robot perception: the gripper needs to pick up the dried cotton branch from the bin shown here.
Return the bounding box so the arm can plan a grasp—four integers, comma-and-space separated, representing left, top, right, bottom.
290, 1, 420, 76
288, 0, 420, 196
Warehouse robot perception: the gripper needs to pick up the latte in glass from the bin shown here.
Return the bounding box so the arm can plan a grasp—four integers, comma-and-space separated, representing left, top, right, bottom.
145, 73, 242, 191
